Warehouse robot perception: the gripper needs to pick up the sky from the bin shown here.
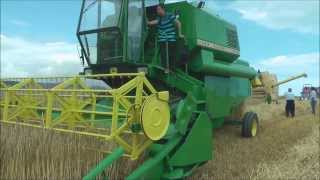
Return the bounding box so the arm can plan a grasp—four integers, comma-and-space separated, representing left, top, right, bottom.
0, 0, 319, 95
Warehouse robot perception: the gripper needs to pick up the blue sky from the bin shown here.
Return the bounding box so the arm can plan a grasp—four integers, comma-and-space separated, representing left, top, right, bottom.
1, 0, 80, 42
1, 0, 319, 95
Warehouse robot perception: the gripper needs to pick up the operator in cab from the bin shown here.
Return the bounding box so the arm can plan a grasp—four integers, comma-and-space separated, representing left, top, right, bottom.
147, 3, 184, 73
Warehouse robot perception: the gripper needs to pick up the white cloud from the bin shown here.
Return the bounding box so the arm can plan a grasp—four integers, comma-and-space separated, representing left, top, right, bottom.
253, 53, 319, 95
229, 0, 320, 34
0, 34, 83, 77
10, 19, 31, 27
256, 53, 319, 74
259, 53, 319, 70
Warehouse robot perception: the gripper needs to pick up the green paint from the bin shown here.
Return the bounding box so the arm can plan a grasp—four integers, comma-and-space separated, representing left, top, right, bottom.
169, 112, 212, 166
126, 135, 182, 180
83, 98, 126, 128
266, 94, 272, 104
83, 147, 124, 180
189, 49, 256, 78
175, 94, 197, 135
162, 163, 200, 179
130, 123, 141, 133
165, 2, 239, 62
205, 76, 250, 120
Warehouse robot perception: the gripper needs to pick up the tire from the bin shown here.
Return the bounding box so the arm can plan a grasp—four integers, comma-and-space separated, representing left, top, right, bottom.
241, 112, 259, 137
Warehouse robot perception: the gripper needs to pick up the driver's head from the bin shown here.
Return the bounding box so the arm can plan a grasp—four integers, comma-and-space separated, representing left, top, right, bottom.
156, 3, 166, 17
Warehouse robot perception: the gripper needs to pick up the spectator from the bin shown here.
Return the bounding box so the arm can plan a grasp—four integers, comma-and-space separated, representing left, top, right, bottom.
147, 3, 184, 73
310, 87, 317, 115
285, 88, 295, 118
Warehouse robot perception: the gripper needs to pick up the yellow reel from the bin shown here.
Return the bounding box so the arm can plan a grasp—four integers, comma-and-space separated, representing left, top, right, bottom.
140, 92, 170, 141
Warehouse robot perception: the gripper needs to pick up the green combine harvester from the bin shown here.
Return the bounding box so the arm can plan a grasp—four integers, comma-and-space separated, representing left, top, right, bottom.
78, 0, 257, 178
0, 0, 260, 179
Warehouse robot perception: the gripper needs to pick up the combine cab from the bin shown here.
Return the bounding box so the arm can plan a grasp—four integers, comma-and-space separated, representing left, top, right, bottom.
1, 0, 263, 179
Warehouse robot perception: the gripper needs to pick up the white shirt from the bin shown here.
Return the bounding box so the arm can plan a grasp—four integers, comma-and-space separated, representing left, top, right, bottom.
285, 92, 295, 100
310, 90, 317, 100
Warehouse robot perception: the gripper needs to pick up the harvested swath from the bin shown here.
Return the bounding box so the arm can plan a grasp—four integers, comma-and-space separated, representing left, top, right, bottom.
252, 124, 319, 180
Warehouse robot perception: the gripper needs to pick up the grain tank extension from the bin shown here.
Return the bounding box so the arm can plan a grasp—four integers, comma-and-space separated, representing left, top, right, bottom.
0, 1, 260, 179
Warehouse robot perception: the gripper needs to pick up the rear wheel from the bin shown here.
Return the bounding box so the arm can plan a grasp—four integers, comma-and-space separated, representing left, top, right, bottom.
241, 112, 259, 137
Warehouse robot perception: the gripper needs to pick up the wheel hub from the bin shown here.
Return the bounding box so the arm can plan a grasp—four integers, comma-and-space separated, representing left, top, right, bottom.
141, 93, 170, 141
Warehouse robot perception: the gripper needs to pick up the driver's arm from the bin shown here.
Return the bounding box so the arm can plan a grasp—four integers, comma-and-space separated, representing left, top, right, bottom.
175, 19, 184, 38
147, 19, 159, 26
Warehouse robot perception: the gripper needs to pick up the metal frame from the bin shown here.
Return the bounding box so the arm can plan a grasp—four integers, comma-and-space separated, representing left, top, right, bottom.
77, 0, 127, 66
76, 0, 150, 69
0, 72, 163, 160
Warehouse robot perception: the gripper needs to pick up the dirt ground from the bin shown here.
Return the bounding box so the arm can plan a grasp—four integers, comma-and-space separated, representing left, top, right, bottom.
0, 100, 319, 179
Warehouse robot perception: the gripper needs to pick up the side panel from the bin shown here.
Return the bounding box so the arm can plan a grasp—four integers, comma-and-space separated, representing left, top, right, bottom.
194, 8, 240, 62
169, 112, 212, 166
166, 2, 240, 62
205, 76, 251, 127
190, 49, 257, 79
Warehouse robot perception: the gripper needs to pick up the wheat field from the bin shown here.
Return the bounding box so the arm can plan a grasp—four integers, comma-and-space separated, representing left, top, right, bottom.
1, 99, 319, 179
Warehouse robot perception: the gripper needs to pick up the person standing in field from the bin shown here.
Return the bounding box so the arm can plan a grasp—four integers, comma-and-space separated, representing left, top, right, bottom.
285, 88, 295, 118
266, 93, 272, 104
310, 87, 317, 115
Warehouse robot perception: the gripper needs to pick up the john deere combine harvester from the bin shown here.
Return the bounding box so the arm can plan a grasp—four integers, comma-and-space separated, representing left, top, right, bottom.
1, 0, 260, 179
